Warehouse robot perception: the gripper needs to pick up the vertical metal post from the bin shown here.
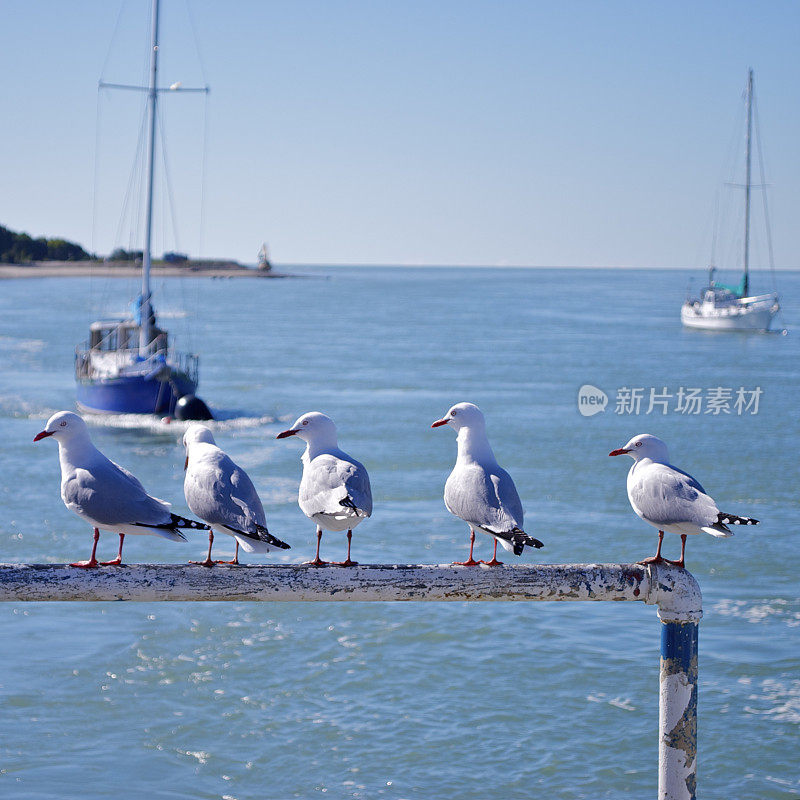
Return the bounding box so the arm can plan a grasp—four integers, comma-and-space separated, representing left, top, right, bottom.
648, 564, 702, 800
743, 68, 753, 296
658, 619, 698, 799
139, 0, 160, 353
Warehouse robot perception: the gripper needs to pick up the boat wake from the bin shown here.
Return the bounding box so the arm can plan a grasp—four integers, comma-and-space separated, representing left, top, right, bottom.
83, 411, 278, 436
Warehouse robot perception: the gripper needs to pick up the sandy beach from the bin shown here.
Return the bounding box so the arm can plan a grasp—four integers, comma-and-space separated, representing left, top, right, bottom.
0, 260, 290, 279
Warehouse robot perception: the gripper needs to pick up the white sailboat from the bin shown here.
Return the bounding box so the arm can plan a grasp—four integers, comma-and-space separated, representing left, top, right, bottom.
681, 70, 780, 332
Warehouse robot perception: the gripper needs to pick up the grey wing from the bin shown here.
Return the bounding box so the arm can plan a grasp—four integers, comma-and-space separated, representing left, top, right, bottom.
668, 464, 709, 495
490, 467, 524, 531
629, 464, 719, 527
342, 457, 372, 517
113, 460, 149, 494
185, 453, 265, 534
228, 462, 267, 529
301, 454, 372, 517
445, 464, 521, 533
64, 455, 172, 526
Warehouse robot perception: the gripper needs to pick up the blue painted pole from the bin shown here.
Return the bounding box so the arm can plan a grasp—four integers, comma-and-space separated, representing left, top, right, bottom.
659, 620, 698, 800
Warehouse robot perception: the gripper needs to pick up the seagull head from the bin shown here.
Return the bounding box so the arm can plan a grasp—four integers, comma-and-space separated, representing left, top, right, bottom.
182, 424, 216, 469
182, 424, 216, 450
277, 412, 338, 445
33, 411, 89, 444
431, 402, 485, 432
609, 433, 670, 463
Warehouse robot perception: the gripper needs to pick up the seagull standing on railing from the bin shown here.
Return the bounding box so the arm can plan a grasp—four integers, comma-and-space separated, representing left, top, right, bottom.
609, 433, 759, 567
277, 412, 372, 566
432, 402, 543, 565
182, 425, 290, 565
33, 411, 208, 568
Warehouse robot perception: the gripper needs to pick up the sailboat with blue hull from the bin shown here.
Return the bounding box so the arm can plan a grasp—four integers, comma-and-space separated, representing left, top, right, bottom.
75, 315, 199, 415
75, 0, 206, 415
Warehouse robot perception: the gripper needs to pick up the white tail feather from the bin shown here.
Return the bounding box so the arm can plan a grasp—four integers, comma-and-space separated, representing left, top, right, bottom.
701, 526, 734, 538
495, 536, 515, 553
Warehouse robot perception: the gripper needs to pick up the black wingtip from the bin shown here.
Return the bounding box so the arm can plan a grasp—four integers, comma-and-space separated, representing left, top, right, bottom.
133, 515, 209, 532
339, 496, 367, 518
255, 523, 291, 550
511, 530, 544, 555
170, 513, 211, 530
718, 512, 759, 527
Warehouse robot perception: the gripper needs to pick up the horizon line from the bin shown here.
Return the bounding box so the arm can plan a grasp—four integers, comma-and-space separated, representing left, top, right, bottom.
265, 262, 800, 272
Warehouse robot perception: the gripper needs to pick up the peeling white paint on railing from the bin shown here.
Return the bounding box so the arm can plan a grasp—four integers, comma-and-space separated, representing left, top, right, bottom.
0, 562, 697, 607
0, 561, 701, 800
0, 562, 654, 602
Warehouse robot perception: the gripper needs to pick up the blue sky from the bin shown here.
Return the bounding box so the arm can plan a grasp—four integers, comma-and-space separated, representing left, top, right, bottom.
2, 1, 799, 267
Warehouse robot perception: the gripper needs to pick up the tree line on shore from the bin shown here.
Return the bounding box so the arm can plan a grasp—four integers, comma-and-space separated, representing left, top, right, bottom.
0, 223, 195, 266
0, 224, 93, 264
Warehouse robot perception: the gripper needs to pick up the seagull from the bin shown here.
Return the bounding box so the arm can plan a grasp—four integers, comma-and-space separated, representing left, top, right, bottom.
432, 402, 543, 565
183, 425, 291, 566
33, 410, 208, 568
276, 412, 372, 566
609, 433, 759, 567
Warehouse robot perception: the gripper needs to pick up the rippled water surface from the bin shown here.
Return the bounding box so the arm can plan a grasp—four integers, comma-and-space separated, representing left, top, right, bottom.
1, 266, 798, 798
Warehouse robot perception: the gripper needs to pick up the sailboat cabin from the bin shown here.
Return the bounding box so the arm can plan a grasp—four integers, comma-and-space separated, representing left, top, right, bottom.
88, 319, 167, 353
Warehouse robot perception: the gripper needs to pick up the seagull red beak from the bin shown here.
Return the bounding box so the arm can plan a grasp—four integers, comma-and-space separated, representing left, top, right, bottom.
276, 429, 297, 439
608, 448, 630, 457
431, 418, 449, 428
184, 455, 189, 471
33, 430, 54, 442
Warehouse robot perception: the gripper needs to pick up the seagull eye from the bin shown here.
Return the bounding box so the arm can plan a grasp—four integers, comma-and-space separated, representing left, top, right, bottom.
635, 441, 642, 447
451, 410, 457, 416
60, 421, 67, 427
302, 420, 309, 426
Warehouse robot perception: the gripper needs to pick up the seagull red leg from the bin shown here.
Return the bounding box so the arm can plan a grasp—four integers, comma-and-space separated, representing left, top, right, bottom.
637, 529, 666, 565
333, 529, 359, 567
71, 528, 100, 568
100, 533, 125, 566
453, 528, 480, 566
481, 538, 504, 566
305, 527, 329, 567
191, 530, 216, 567
216, 540, 241, 565
667, 534, 687, 568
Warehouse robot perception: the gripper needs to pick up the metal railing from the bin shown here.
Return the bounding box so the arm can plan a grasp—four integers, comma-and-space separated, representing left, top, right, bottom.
74, 345, 198, 383
0, 561, 701, 800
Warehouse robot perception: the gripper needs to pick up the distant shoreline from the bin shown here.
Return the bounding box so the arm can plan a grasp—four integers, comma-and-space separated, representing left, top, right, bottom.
0, 260, 291, 279
1, 261, 795, 278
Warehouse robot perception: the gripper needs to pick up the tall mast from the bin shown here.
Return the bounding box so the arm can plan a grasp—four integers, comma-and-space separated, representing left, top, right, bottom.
140, 0, 160, 352
743, 68, 753, 296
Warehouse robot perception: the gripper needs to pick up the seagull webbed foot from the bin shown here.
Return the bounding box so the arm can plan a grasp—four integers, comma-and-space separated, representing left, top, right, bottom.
70, 558, 99, 569
637, 555, 666, 566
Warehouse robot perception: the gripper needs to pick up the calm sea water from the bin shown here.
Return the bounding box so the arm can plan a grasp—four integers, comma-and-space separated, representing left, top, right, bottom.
0, 266, 798, 799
